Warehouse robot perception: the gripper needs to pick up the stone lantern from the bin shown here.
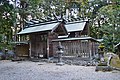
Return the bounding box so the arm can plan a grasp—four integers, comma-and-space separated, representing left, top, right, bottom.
56, 42, 64, 66
4, 48, 8, 59
98, 43, 105, 61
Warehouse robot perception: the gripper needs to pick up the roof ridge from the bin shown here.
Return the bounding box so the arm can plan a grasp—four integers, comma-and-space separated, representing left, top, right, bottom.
25, 20, 60, 28
65, 21, 87, 25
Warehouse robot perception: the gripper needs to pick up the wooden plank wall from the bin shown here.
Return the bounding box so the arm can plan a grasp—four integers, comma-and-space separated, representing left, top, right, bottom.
90, 42, 99, 56
48, 32, 58, 57
16, 44, 29, 57
52, 40, 92, 58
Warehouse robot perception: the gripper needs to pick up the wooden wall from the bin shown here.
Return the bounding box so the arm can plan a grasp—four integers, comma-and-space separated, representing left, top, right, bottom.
48, 32, 58, 57
16, 44, 29, 57
90, 42, 99, 57
52, 40, 98, 58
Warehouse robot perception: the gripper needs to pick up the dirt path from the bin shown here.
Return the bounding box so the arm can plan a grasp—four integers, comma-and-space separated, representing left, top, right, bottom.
0, 60, 120, 80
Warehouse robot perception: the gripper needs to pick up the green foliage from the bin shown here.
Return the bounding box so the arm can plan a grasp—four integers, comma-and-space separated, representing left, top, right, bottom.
87, 0, 120, 52
0, 0, 14, 43
0, 34, 2, 42
40, 0, 65, 17
97, 4, 120, 52
0, 1, 15, 51
20, 0, 66, 19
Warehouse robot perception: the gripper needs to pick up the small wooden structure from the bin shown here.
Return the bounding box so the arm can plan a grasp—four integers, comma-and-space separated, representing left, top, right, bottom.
18, 21, 67, 58
17, 20, 99, 59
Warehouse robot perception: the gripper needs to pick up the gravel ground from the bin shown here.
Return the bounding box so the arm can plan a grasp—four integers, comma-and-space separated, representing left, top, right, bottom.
0, 60, 120, 80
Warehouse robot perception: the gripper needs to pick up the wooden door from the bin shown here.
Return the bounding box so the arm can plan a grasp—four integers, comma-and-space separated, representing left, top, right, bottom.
37, 41, 47, 58
31, 33, 47, 58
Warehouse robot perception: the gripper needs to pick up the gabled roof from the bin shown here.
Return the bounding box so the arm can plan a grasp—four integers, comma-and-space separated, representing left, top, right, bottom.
18, 22, 60, 35
18, 19, 88, 35
65, 21, 86, 32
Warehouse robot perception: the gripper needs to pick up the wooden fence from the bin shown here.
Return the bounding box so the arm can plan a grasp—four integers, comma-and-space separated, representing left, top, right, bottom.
52, 40, 98, 58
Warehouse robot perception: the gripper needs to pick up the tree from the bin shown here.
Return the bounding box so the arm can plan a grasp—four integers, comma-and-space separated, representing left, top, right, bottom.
0, 0, 14, 43
75, 0, 120, 52
97, 2, 120, 51
0, 0, 15, 50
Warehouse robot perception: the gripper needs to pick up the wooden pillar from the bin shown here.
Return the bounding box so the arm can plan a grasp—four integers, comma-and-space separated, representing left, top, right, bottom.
89, 40, 92, 58
47, 32, 49, 59
29, 42, 32, 58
